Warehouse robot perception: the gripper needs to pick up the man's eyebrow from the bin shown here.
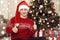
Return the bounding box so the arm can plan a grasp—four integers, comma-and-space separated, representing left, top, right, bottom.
20, 9, 23, 10
24, 9, 27, 10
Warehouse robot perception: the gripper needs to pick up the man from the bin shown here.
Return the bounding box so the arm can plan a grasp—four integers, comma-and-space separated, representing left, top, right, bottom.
6, 0, 36, 40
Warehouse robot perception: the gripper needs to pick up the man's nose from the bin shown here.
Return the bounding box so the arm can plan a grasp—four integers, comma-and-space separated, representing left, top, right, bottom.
22, 9, 26, 12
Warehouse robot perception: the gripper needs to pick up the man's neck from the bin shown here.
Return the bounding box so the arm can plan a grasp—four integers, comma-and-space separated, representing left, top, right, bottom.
20, 15, 27, 19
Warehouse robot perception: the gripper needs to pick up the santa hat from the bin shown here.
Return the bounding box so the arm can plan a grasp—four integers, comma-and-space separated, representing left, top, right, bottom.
15, 0, 29, 23
18, 0, 29, 11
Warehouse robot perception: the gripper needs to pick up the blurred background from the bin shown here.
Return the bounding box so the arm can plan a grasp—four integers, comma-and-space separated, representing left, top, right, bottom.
0, 0, 60, 40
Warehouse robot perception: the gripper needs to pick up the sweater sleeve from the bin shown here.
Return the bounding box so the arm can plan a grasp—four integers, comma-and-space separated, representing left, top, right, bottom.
6, 17, 15, 34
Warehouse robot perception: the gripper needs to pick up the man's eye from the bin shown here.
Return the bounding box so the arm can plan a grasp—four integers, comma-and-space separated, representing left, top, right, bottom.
24, 9, 27, 10
20, 9, 23, 10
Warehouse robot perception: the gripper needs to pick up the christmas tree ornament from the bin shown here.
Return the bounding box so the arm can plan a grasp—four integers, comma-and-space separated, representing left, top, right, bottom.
34, 31, 38, 37
46, 1, 48, 3
49, 37, 52, 40
41, 23, 43, 25
46, 8, 52, 14
42, 13, 45, 16
54, 37, 57, 40
34, 16, 36, 20
32, 10, 34, 12
45, 18, 48, 20
51, 28, 53, 30
39, 30, 43, 37
47, 25, 50, 27
47, 22, 49, 25
48, 11, 52, 14
39, 5, 43, 9
52, 13, 54, 16
32, 14, 34, 17
55, 13, 57, 16
42, 28, 45, 31
57, 35, 60, 40
41, 18, 45, 21
33, 0, 35, 1
51, 20, 54, 23
44, 1, 48, 5
43, 20, 45, 23
40, 10, 42, 13
29, 11, 33, 14
32, 5, 35, 8
39, 18, 42, 23
29, 2, 33, 6
58, 24, 60, 27
38, 22, 40, 24
33, 21, 37, 30
36, 11, 39, 16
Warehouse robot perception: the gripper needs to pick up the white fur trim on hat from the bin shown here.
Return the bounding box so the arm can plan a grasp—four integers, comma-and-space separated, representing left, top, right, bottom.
19, 5, 29, 11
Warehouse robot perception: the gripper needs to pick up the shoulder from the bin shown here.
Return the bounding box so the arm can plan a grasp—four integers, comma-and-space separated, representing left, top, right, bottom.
10, 17, 15, 21
10, 17, 15, 23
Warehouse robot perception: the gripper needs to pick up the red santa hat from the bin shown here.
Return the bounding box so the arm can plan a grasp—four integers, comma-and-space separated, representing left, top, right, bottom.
18, 0, 29, 11
15, 0, 29, 23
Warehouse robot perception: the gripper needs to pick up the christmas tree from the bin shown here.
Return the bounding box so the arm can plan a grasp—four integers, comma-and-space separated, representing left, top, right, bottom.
28, 0, 60, 40
29, 0, 60, 30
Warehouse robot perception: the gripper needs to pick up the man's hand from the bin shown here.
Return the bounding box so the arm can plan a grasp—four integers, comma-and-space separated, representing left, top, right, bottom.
12, 26, 18, 33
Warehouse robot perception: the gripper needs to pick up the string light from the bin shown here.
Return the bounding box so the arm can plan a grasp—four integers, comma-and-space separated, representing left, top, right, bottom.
43, 20, 45, 23
47, 25, 50, 27
45, 18, 48, 20
0, 11, 1, 14
39, 5, 43, 9
42, 13, 45, 16
58, 24, 60, 26
47, 22, 49, 25
42, 28, 45, 31
51, 20, 54, 23
33, 0, 35, 1
49, 37, 52, 40
4, 37, 11, 40
54, 37, 57, 40
3, 26, 6, 29
2, 8, 5, 11
57, 1, 59, 5
1, 21, 3, 24
1, 31, 5, 35
14, 0, 17, 3
8, 2, 10, 5
6, 8, 9, 11
0, 0, 4, 4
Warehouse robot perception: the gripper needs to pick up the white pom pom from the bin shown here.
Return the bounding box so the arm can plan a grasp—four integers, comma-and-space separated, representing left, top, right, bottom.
15, 23, 19, 27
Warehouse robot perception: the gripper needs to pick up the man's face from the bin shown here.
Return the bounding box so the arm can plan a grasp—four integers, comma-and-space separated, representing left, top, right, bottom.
19, 8, 29, 17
